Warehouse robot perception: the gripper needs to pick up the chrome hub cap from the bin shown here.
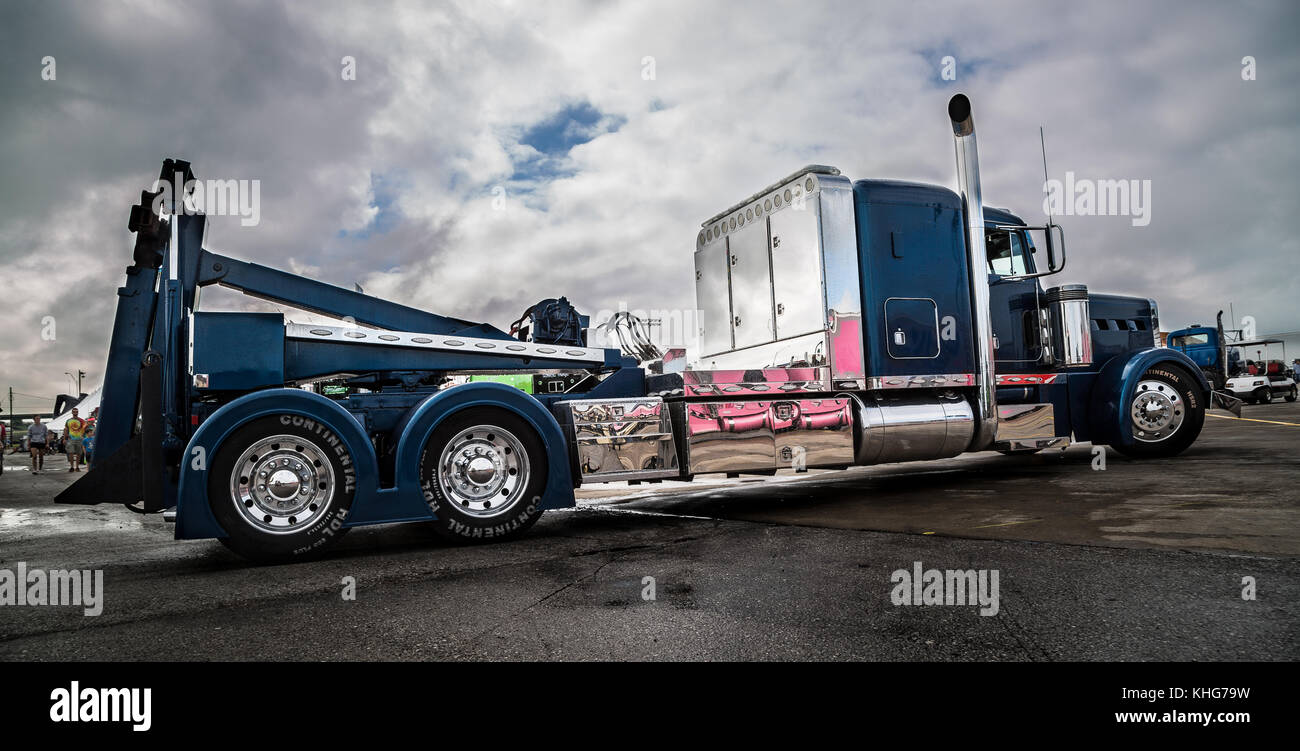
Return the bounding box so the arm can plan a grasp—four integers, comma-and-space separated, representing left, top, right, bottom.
1131, 380, 1184, 443
437, 425, 529, 518
230, 435, 335, 533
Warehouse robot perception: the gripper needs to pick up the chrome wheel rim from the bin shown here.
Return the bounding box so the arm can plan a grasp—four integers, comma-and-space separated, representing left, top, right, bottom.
436, 424, 529, 518
1131, 379, 1185, 443
229, 434, 335, 534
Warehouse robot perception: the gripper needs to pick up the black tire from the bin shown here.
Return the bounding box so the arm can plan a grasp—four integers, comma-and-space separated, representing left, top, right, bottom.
997, 448, 1041, 456
209, 415, 355, 562
1256, 387, 1273, 404
1286, 387, 1297, 403
419, 407, 547, 543
1111, 364, 1205, 459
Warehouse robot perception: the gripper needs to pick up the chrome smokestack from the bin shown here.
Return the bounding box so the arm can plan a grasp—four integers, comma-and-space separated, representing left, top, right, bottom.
948, 94, 997, 450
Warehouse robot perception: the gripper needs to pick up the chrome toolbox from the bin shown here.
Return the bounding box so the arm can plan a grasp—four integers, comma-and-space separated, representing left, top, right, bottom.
559, 397, 680, 483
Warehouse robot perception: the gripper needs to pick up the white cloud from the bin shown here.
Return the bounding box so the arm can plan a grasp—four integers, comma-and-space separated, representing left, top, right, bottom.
1, 0, 1297, 404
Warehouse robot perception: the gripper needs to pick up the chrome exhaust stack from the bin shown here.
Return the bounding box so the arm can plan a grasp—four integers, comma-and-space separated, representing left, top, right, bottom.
948, 94, 998, 450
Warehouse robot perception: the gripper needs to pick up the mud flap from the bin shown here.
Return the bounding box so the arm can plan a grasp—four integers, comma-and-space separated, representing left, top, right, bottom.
55, 351, 168, 509
1211, 390, 1243, 418
55, 435, 144, 505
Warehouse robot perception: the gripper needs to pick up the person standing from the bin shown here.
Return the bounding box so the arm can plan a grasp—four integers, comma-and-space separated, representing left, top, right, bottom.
82, 424, 95, 471
27, 416, 49, 474
65, 407, 87, 472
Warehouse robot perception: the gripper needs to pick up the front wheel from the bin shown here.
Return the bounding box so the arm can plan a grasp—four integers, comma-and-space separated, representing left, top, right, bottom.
1256, 387, 1273, 404
1111, 365, 1205, 459
208, 415, 355, 561
419, 408, 547, 542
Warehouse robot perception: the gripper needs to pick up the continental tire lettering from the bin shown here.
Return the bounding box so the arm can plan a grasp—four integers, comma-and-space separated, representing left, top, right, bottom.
442, 499, 540, 538
1150, 367, 1199, 408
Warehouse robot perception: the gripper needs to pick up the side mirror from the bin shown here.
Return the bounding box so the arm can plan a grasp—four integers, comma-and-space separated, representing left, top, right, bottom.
1041, 222, 1065, 273
994, 222, 1065, 280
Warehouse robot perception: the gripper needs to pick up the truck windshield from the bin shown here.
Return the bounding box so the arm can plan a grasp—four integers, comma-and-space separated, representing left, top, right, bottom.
1170, 333, 1210, 347
985, 230, 1029, 276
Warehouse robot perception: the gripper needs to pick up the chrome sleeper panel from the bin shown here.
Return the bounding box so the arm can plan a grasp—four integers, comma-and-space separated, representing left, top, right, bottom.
816, 176, 867, 387
692, 171, 865, 391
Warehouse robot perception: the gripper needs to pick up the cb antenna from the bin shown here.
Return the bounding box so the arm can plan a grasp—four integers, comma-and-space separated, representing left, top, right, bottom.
1040, 125, 1052, 224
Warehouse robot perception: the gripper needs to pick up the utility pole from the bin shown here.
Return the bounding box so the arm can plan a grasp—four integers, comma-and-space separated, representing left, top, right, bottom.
78, 370, 86, 395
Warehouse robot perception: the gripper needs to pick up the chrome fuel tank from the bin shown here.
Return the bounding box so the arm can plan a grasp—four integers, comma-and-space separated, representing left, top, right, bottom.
846, 392, 975, 464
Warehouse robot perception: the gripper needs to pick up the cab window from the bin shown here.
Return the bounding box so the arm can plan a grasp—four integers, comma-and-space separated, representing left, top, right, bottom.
1169, 333, 1210, 347
986, 230, 1029, 276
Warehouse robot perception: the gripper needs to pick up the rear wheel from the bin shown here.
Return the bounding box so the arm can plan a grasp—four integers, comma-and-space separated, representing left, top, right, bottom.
419, 408, 547, 542
1112, 365, 1204, 459
1286, 386, 1297, 402
209, 415, 355, 561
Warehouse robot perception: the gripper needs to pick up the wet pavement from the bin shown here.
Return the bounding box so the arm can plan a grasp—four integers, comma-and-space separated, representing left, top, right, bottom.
0, 402, 1297, 661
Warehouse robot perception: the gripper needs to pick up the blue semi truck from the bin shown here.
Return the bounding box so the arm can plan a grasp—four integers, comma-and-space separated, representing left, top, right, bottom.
1166, 313, 1293, 402
58, 95, 1217, 561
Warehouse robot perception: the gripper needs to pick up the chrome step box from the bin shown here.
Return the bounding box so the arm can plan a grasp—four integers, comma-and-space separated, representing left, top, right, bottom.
559, 397, 680, 483
992, 403, 1068, 451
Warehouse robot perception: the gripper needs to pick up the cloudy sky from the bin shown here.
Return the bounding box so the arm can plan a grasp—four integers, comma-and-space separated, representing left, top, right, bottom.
1, 0, 1296, 410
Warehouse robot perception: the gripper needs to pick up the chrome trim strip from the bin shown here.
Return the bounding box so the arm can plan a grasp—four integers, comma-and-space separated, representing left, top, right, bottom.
995, 374, 1061, 385
866, 373, 976, 389
285, 323, 608, 364
995, 436, 1070, 451
680, 367, 831, 397
701, 165, 841, 230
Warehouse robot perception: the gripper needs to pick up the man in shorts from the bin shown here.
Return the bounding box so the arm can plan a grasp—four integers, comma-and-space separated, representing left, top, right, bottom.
64, 407, 87, 472
27, 416, 49, 474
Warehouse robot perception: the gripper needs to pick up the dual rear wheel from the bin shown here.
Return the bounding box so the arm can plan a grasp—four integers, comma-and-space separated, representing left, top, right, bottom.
209, 408, 546, 561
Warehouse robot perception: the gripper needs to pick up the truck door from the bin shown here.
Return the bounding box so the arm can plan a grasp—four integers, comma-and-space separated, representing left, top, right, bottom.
986, 227, 1046, 367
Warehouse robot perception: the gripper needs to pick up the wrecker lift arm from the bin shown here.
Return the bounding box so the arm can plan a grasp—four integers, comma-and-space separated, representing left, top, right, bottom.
194, 250, 511, 340
55, 157, 524, 511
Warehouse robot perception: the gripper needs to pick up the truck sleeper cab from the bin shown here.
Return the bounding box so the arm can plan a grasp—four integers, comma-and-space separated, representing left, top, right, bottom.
60, 95, 1211, 562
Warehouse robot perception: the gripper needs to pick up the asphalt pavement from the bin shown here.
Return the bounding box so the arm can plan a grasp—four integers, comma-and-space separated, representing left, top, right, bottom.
1, 401, 1296, 661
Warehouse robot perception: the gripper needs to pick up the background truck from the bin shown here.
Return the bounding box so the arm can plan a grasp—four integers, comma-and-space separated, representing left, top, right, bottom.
1167, 313, 1294, 401
58, 95, 1214, 561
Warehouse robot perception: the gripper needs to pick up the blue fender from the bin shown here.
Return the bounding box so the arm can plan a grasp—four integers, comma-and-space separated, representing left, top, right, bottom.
175, 389, 379, 540
390, 382, 575, 516
1087, 348, 1211, 449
